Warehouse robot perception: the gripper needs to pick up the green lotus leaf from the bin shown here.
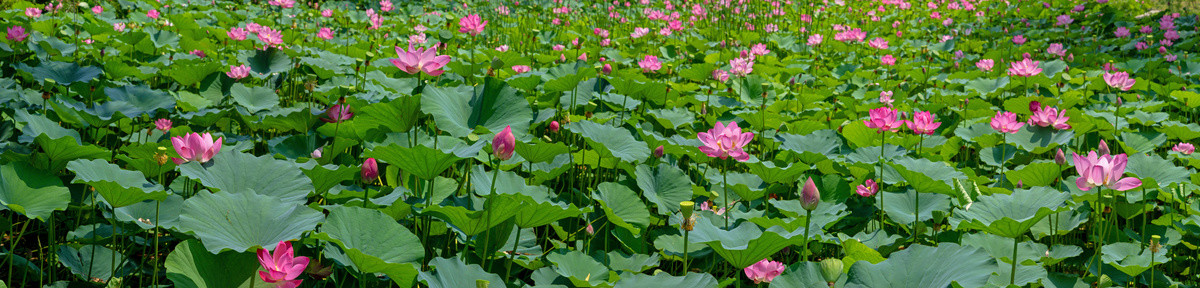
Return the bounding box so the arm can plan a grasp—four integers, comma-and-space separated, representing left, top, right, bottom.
423, 194, 523, 236
164, 240, 262, 288
67, 159, 167, 208
515, 139, 570, 164
229, 83, 280, 113
547, 250, 614, 287
177, 191, 323, 253
418, 257, 505, 288
420, 78, 532, 139
18, 61, 102, 85
1005, 161, 1064, 188
950, 187, 1070, 238
569, 121, 651, 163
316, 206, 422, 286
881, 189, 951, 225
35, 134, 111, 172
605, 251, 660, 273
0, 162, 71, 221
688, 221, 803, 268
771, 261, 848, 288
615, 272, 718, 287
846, 244, 995, 288
634, 163, 694, 215
239, 48, 290, 75
113, 195, 185, 230
1101, 242, 1169, 277
594, 182, 651, 234
887, 157, 962, 197
179, 152, 313, 202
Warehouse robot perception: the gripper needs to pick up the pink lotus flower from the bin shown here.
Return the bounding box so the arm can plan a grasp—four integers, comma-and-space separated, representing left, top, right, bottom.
1103, 72, 1135, 91
602, 64, 612, 75
712, 69, 730, 82
631, 27, 650, 38
227, 65, 251, 79
155, 119, 172, 132
1027, 101, 1071, 130
147, 9, 160, 19
317, 28, 334, 40
92, 5, 103, 14
379, 0, 393, 12
257, 27, 283, 47
881, 54, 896, 65
638, 55, 662, 72
807, 34, 824, 46
856, 179, 878, 197
800, 177, 820, 211
113, 23, 126, 32
1007, 58, 1042, 77
458, 14, 487, 36
170, 132, 223, 164
864, 107, 903, 133
1114, 27, 1130, 38
1135, 42, 1149, 50
905, 111, 941, 135
1046, 43, 1066, 57
750, 43, 770, 56
697, 121, 754, 162
976, 59, 994, 71
492, 126, 515, 161
311, 148, 322, 159
990, 111, 1024, 134
361, 158, 378, 183
190, 50, 206, 58
512, 65, 531, 73
1055, 14, 1073, 26
228, 27, 248, 41
391, 44, 451, 76
1012, 35, 1027, 45
744, 259, 786, 284
257, 241, 309, 288
1172, 143, 1194, 155
549, 121, 560, 133
1072, 152, 1141, 191
6, 26, 28, 42
321, 104, 352, 123
321, 9, 332, 17
729, 57, 754, 76
868, 37, 889, 49
879, 91, 894, 106
409, 33, 426, 45
25, 8, 42, 18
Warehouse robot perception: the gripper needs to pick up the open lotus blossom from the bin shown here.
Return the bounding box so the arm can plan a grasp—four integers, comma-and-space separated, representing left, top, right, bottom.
317, 28, 334, 40
729, 57, 754, 76
905, 110, 942, 135
1072, 152, 1142, 191
170, 132, 223, 164
801, 177, 821, 211
25, 7, 42, 18
1012, 35, 1027, 45
1055, 14, 1074, 26
976, 59, 994, 71
990, 111, 1025, 133
147, 9, 160, 19
391, 44, 451, 76
1103, 72, 1135, 91
227, 64, 251, 79
6, 26, 28, 42
1027, 101, 1071, 130
879, 91, 894, 106
1007, 57, 1042, 77
744, 259, 786, 284
321, 104, 352, 123
864, 107, 903, 133
92, 5, 103, 14
712, 69, 730, 82
154, 119, 172, 132
698, 121, 754, 162
1046, 43, 1066, 57
113, 22, 126, 32
856, 179, 878, 197
880, 54, 896, 65
511, 65, 531, 73
807, 34, 824, 46
492, 126, 515, 161
868, 37, 889, 49
257, 241, 308, 288
1114, 27, 1130, 37
639, 55, 662, 72
228, 27, 248, 40
458, 14, 487, 36
362, 158, 378, 183
1173, 143, 1194, 155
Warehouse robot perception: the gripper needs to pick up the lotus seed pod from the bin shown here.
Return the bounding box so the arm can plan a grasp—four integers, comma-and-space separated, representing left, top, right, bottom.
1097, 275, 1113, 288
819, 258, 843, 284
680, 201, 695, 219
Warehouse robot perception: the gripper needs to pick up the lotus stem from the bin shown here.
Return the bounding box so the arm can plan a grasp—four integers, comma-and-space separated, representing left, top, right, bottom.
722, 160, 730, 230
804, 209, 813, 262
878, 130, 886, 231
1011, 235, 1019, 286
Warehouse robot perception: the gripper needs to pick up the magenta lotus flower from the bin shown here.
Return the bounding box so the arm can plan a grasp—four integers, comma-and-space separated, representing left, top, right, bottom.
905, 111, 941, 135
6, 26, 28, 42
257, 27, 283, 47
458, 14, 487, 36
317, 27, 334, 40
1072, 152, 1141, 191
511, 65, 531, 74
729, 57, 754, 76
25, 7, 42, 18
492, 126, 515, 161
170, 132, 224, 164
712, 69, 730, 82
321, 9, 332, 17
800, 177, 820, 211
362, 158, 378, 183
549, 121, 560, 133
881, 54, 896, 65
1173, 143, 1194, 155
976, 59, 994, 71
1103, 72, 1135, 91
1027, 101, 1071, 130
990, 111, 1025, 134
154, 119, 172, 132
1114, 27, 1130, 38
228, 27, 248, 41
868, 37, 888, 49
698, 121, 754, 162
638, 55, 662, 73
147, 9, 160, 19
1055, 14, 1074, 26
321, 104, 352, 123
807, 34, 824, 46
602, 64, 612, 75
391, 44, 451, 76
856, 179, 878, 197
1012, 35, 1027, 45
257, 241, 309, 288
1007, 58, 1042, 77
92, 5, 103, 14
864, 107, 902, 133
744, 259, 786, 284
227, 64, 251, 79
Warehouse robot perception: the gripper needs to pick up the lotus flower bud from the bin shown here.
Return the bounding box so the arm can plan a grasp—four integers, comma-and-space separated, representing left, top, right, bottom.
801, 177, 820, 211
1097, 275, 1113, 288
602, 63, 612, 75
654, 145, 664, 158
819, 258, 843, 284
1016, 180, 1023, 188
492, 126, 516, 160
312, 148, 322, 159
1098, 139, 1110, 155
362, 158, 378, 183
1054, 148, 1066, 165
549, 121, 560, 132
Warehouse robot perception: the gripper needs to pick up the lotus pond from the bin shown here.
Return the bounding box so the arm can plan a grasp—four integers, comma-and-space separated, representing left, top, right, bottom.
1, 0, 1200, 287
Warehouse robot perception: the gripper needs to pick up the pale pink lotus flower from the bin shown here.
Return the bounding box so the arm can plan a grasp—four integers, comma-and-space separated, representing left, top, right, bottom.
800, 177, 820, 211
750, 43, 770, 56
864, 107, 902, 132
257, 241, 309, 288
189, 50, 206, 58
228, 27, 248, 40
1114, 27, 1130, 38
881, 54, 896, 65
879, 91, 894, 106
990, 111, 1025, 134
976, 59, 994, 71
408, 33, 426, 45
1135, 42, 1148, 50
1007, 58, 1042, 77
942, 18, 954, 26
638, 55, 662, 73
905, 111, 941, 135
807, 34, 824, 46
25, 8, 42, 18
317, 28, 334, 40
492, 126, 515, 160
458, 14, 487, 36
744, 259, 786, 284
1072, 152, 1141, 191
379, 0, 393, 12
712, 69, 729, 82
495, 45, 510, 52
391, 44, 451, 76
697, 121, 754, 162
729, 57, 754, 76
1012, 35, 1027, 45
6, 26, 28, 42
1027, 101, 1071, 130
868, 37, 888, 49
113, 22, 126, 32
631, 27, 650, 39
577, 53, 588, 61
1172, 143, 1194, 155
227, 64, 251, 79
92, 5, 103, 14
511, 65, 531, 73
1103, 72, 1135, 91
155, 119, 172, 132
170, 132, 223, 164
1046, 43, 1066, 57
1055, 14, 1073, 26
321, 9, 332, 17
1165, 54, 1177, 62
147, 9, 160, 19
257, 27, 283, 47
698, 201, 725, 215
856, 179, 878, 197
311, 148, 322, 159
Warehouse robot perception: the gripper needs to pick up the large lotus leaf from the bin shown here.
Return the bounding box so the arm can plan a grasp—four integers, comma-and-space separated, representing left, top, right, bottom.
987, 262, 1047, 287
594, 182, 651, 234
846, 244, 995, 288
1005, 161, 1063, 188
745, 161, 809, 184
302, 164, 359, 197
56, 245, 129, 282
776, 130, 843, 157
178, 152, 313, 202
35, 134, 111, 172
881, 189, 950, 225
887, 157, 961, 197
1100, 242, 1169, 277
515, 139, 570, 164
164, 240, 262, 288
1030, 209, 1089, 239
357, 96, 423, 134
316, 206, 422, 285
769, 199, 850, 230
615, 272, 718, 287
93, 85, 175, 119
962, 233, 1060, 265
950, 187, 1070, 238
1124, 153, 1190, 189
965, 76, 1010, 97
1009, 126, 1073, 152
0, 162, 71, 220
569, 121, 651, 163
421, 78, 532, 139
239, 48, 290, 75
16, 110, 82, 144
418, 257, 505, 288
547, 250, 614, 287
366, 144, 464, 181
688, 221, 803, 268
67, 159, 167, 208
840, 239, 885, 273
229, 83, 280, 113
177, 191, 323, 253
605, 251, 659, 273
113, 195, 185, 230
634, 164, 693, 215
771, 261, 848, 288
19, 61, 102, 85
978, 144, 1017, 168
423, 194, 523, 236
646, 107, 696, 129
470, 166, 550, 201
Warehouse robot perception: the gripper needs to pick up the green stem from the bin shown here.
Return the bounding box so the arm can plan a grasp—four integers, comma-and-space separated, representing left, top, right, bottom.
722, 161, 730, 230
1010, 235, 1019, 286
682, 229, 689, 275
803, 209, 813, 262
505, 227, 520, 283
